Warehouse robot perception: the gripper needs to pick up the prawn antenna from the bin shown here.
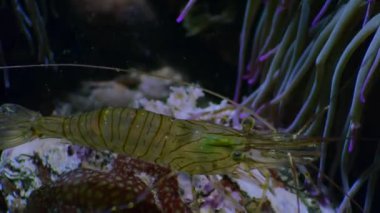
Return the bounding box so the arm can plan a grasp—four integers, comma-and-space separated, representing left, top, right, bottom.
0, 63, 276, 131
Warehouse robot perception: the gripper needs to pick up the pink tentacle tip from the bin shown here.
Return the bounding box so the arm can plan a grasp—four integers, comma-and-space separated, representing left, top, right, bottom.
311, 0, 332, 28
348, 123, 361, 153
176, 15, 185, 23
258, 46, 278, 62
176, 0, 197, 23
348, 139, 355, 153
360, 91, 366, 104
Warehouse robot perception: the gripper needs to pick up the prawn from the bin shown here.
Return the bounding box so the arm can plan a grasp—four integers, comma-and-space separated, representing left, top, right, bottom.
0, 64, 365, 212
0, 103, 319, 175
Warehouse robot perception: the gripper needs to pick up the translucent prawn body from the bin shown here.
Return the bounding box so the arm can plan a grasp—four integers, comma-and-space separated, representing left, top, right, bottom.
0, 104, 320, 175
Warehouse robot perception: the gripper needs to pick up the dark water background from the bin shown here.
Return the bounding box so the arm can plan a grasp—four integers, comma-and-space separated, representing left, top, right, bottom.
0, 0, 243, 113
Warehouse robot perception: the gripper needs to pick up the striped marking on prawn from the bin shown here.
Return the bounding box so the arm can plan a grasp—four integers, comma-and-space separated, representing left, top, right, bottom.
154, 118, 176, 163
168, 151, 231, 171
186, 120, 241, 135
131, 110, 149, 155
148, 116, 173, 163
163, 139, 225, 167
127, 110, 147, 155
165, 137, 203, 157
68, 116, 77, 142
85, 112, 97, 147
76, 114, 90, 146
106, 109, 114, 145
137, 113, 164, 159
118, 108, 129, 151
134, 111, 155, 158
61, 117, 67, 138
122, 109, 137, 153
114, 108, 122, 146
180, 120, 241, 138
97, 108, 108, 149
177, 155, 234, 173
166, 150, 225, 166
107, 108, 122, 149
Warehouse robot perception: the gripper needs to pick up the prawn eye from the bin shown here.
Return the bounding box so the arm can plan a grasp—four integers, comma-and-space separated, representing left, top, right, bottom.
242, 117, 255, 133
232, 151, 243, 161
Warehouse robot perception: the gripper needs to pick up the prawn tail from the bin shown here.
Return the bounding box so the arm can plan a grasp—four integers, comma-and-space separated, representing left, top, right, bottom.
0, 103, 41, 150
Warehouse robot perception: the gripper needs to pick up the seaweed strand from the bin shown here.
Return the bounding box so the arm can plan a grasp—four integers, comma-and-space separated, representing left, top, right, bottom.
340, 24, 380, 194
320, 14, 380, 183
286, 0, 363, 133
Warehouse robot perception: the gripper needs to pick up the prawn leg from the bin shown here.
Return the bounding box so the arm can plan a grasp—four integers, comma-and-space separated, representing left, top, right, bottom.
288, 153, 301, 213
256, 169, 271, 212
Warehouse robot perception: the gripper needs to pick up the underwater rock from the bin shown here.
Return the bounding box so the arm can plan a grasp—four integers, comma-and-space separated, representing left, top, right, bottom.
27, 169, 160, 212
27, 156, 191, 212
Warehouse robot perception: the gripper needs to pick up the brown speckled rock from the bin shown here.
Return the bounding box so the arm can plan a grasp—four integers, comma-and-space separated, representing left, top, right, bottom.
27, 156, 191, 212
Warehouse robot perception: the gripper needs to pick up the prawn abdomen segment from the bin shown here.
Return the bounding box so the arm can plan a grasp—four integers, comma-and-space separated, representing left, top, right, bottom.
36, 108, 185, 166
54, 108, 176, 159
